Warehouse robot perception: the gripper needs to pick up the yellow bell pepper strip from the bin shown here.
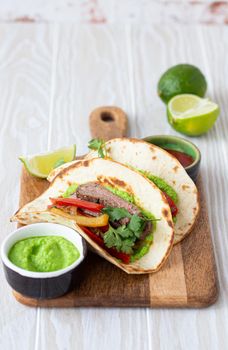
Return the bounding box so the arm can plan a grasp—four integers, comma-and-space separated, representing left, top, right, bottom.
49, 207, 109, 227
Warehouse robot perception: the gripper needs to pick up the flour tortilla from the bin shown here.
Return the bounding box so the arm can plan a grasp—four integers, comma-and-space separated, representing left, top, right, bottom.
48, 139, 199, 244
12, 158, 174, 274
85, 138, 200, 244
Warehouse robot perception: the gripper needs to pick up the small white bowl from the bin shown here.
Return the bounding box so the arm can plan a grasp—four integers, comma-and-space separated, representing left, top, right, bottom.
1, 223, 87, 299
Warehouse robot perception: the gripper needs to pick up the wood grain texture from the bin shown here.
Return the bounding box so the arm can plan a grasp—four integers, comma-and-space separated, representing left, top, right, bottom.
1, 22, 228, 350
0, 23, 52, 350
13, 169, 218, 308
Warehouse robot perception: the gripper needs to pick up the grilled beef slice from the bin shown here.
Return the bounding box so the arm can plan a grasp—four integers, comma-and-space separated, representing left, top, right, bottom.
139, 221, 153, 241
76, 183, 141, 215
76, 182, 152, 240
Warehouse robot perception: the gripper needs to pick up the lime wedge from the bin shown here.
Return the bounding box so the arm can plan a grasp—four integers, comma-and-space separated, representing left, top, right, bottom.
167, 94, 219, 136
19, 145, 76, 178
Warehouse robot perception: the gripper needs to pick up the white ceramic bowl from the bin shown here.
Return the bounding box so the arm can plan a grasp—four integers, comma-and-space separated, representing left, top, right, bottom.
1, 223, 87, 299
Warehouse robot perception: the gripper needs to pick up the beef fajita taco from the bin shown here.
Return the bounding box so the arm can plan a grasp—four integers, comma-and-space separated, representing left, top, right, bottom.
11, 158, 174, 274
85, 138, 199, 244
48, 139, 199, 244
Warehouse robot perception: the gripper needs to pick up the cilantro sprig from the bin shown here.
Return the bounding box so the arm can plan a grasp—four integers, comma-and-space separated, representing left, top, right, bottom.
102, 207, 131, 221
88, 138, 107, 158
102, 207, 152, 254
104, 225, 136, 254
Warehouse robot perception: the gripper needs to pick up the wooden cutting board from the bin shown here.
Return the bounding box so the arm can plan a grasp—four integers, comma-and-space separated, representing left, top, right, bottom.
13, 107, 218, 307
13, 168, 218, 308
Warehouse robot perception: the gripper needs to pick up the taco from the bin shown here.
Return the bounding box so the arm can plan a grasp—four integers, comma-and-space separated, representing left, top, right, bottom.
85, 138, 199, 244
11, 158, 174, 274
48, 139, 199, 244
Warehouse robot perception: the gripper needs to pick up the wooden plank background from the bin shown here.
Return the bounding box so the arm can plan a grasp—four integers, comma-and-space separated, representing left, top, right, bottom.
0, 13, 228, 350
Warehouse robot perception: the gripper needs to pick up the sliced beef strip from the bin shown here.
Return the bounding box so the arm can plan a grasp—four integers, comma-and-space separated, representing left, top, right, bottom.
76, 182, 153, 243
139, 221, 153, 241
79, 208, 100, 217
55, 205, 77, 216
76, 182, 141, 215
111, 217, 130, 228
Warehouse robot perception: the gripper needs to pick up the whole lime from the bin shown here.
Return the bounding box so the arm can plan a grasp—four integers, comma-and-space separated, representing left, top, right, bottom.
158, 64, 207, 104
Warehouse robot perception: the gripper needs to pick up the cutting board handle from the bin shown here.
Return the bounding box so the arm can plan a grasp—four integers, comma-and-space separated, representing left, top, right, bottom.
89, 106, 128, 141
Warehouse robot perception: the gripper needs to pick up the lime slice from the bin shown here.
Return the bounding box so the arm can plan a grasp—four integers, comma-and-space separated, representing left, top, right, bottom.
19, 145, 76, 178
167, 94, 219, 136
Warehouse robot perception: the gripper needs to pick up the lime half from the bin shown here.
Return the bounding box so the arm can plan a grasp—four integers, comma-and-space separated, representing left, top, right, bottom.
19, 145, 76, 178
167, 94, 219, 136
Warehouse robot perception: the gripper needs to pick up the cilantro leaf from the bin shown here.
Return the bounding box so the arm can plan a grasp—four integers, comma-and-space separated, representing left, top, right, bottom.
104, 225, 136, 254
88, 138, 106, 158
88, 138, 103, 150
128, 215, 146, 238
116, 225, 134, 239
104, 226, 122, 248
102, 207, 131, 221
120, 239, 135, 254
98, 146, 105, 158
102, 206, 159, 255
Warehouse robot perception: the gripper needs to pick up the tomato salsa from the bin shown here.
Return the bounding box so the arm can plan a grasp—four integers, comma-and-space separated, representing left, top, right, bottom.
164, 149, 194, 168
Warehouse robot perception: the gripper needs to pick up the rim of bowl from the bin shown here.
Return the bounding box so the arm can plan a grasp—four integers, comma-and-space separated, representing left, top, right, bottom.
1, 223, 86, 279
143, 135, 201, 170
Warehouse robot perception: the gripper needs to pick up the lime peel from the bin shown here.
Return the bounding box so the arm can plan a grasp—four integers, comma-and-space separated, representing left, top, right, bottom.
158, 64, 207, 104
19, 145, 76, 178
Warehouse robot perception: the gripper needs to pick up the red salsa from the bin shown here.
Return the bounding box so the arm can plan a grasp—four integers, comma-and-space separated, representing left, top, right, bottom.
164, 149, 194, 168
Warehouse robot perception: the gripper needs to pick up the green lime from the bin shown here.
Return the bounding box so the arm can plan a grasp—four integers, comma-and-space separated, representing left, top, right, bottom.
158, 64, 207, 104
167, 94, 219, 136
19, 145, 76, 178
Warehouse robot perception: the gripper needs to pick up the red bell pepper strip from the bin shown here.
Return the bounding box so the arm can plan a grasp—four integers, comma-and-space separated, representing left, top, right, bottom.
79, 226, 105, 246
106, 248, 131, 264
49, 197, 104, 212
163, 192, 178, 217
79, 226, 130, 264
99, 225, 109, 233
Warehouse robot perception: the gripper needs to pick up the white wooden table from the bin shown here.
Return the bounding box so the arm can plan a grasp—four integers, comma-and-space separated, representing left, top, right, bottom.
0, 11, 228, 350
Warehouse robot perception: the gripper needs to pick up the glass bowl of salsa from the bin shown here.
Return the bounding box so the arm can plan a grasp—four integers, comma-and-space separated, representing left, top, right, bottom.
143, 135, 201, 182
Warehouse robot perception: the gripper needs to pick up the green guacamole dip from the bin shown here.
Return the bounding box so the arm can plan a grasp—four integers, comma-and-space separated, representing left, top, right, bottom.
127, 165, 178, 204
104, 185, 135, 204
136, 169, 178, 204
8, 236, 80, 272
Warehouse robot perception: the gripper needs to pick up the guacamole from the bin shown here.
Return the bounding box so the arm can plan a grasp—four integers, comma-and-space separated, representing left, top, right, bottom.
136, 169, 178, 204
62, 183, 78, 198
8, 236, 80, 272
105, 185, 157, 222
104, 185, 135, 204
131, 233, 153, 262
127, 165, 178, 204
